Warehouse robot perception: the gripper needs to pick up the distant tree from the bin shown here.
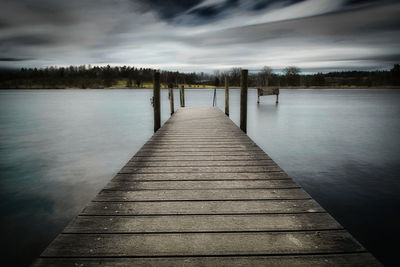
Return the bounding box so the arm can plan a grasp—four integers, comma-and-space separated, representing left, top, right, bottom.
126, 77, 132, 87
215, 77, 220, 87
312, 72, 325, 86
391, 64, 400, 85
259, 66, 273, 86
230, 67, 242, 86
103, 65, 114, 87
283, 66, 301, 86
213, 70, 221, 87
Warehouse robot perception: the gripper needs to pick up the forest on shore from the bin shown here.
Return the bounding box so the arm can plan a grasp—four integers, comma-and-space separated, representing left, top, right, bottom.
0, 64, 399, 89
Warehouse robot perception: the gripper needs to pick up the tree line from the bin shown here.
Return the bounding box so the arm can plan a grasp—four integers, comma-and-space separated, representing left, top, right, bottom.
0, 64, 399, 89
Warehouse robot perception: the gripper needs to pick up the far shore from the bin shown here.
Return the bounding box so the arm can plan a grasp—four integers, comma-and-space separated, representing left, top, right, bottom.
1, 86, 400, 90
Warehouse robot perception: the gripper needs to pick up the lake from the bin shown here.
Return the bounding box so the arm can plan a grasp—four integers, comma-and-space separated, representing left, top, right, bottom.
0, 89, 399, 266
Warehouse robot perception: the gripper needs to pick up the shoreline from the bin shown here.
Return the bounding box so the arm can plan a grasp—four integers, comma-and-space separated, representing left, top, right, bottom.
1, 86, 400, 90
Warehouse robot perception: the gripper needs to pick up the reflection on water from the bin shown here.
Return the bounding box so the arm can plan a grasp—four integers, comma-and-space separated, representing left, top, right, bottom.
0, 89, 399, 266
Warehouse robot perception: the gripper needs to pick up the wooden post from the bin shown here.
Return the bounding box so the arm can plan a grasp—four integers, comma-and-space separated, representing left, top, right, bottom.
180, 85, 185, 107
213, 88, 217, 107
169, 85, 174, 115
153, 72, 161, 132
225, 76, 229, 116
240, 69, 248, 133
179, 86, 183, 107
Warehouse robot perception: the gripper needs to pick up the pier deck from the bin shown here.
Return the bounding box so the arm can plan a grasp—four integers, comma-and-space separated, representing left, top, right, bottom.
34, 107, 380, 266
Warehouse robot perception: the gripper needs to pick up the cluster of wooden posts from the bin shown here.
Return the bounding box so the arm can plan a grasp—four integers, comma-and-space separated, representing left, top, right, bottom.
153, 69, 278, 134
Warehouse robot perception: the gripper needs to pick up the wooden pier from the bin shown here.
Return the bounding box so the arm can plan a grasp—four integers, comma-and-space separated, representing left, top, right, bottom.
34, 107, 380, 266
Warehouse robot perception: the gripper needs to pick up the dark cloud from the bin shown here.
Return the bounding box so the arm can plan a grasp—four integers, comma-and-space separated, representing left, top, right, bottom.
135, 0, 202, 20
0, 20, 10, 29
0, 0, 76, 29
0, 57, 32, 62
188, 2, 400, 46
345, 0, 380, 7
0, 35, 57, 47
250, 0, 305, 11
189, 0, 239, 18
173, 0, 310, 25
370, 54, 400, 63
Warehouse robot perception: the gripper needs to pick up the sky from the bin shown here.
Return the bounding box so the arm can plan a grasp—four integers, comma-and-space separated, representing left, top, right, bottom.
0, 0, 399, 73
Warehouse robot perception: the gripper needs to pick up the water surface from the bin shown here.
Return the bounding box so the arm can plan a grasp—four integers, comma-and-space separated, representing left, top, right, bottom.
0, 89, 399, 266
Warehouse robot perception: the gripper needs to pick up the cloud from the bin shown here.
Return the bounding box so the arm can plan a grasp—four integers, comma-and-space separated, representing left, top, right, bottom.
0, 57, 33, 62
134, 0, 203, 20
0, 0, 399, 72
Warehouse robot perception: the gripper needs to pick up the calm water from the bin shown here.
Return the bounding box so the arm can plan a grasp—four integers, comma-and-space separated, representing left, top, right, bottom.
0, 89, 399, 266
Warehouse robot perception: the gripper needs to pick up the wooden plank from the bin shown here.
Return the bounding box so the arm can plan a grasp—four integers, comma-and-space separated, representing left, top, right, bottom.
137, 148, 264, 152
120, 166, 282, 174
94, 188, 310, 201
82, 199, 324, 215
64, 213, 342, 233
131, 155, 271, 161
126, 160, 276, 167
142, 144, 260, 148
145, 143, 257, 147
33, 254, 381, 267
135, 151, 268, 156
41, 231, 365, 257
148, 138, 254, 142
149, 138, 253, 141
104, 180, 300, 190
113, 172, 291, 181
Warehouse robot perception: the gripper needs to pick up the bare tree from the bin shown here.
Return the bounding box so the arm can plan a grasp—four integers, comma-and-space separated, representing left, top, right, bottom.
230, 67, 242, 86
213, 70, 221, 87
283, 66, 301, 86
259, 66, 273, 87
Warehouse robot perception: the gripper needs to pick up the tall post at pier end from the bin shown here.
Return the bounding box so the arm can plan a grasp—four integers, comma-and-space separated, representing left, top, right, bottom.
240, 69, 248, 133
169, 84, 174, 116
153, 72, 161, 132
180, 85, 185, 107
225, 76, 229, 116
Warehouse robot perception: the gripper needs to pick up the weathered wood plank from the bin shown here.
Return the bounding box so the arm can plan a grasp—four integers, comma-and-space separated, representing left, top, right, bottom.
131, 155, 271, 161
64, 213, 342, 233
113, 172, 290, 181
82, 199, 324, 215
94, 188, 310, 201
41, 231, 365, 257
119, 166, 282, 174
142, 144, 260, 149
33, 254, 381, 267
126, 160, 276, 167
137, 148, 265, 152
134, 151, 268, 156
148, 138, 253, 141
104, 180, 299, 190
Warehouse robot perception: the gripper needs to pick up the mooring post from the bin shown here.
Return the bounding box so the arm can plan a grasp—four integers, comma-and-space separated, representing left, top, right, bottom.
240, 69, 248, 133
225, 76, 229, 116
153, 72, 161, 132
169, 84, 174, 115
180, 85, 185, 107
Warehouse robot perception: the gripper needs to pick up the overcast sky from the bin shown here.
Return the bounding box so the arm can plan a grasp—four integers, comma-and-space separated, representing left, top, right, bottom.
0, 0, 399, 72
